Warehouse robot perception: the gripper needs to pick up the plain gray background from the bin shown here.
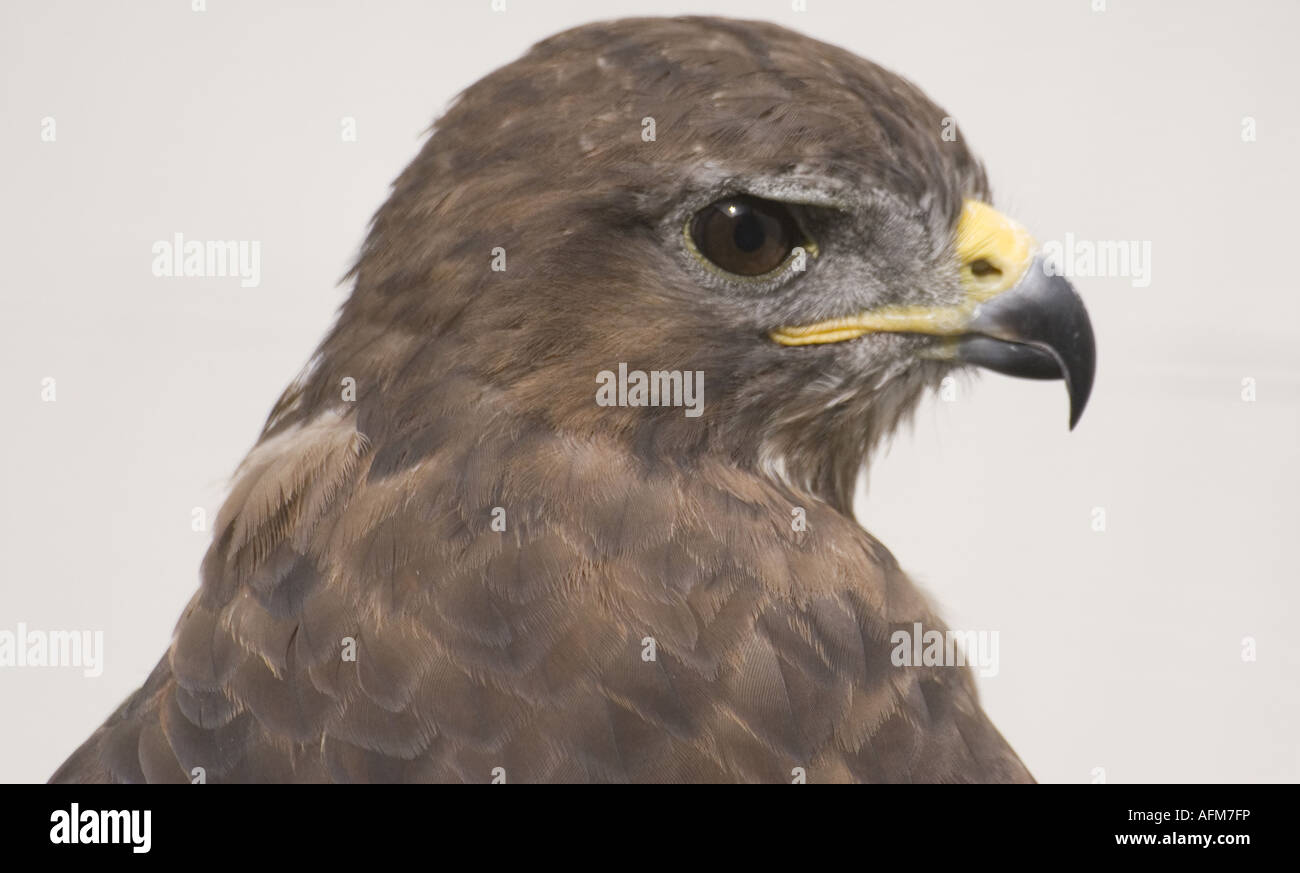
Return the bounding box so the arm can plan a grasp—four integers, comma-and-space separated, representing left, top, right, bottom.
2, 0, 1296, 783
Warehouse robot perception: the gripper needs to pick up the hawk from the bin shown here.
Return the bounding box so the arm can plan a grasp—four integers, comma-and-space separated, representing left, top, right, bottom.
53, 16, 1094, 783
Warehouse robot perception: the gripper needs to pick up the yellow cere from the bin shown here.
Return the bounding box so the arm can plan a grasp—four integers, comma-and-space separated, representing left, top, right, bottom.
769, 199, 1036, 347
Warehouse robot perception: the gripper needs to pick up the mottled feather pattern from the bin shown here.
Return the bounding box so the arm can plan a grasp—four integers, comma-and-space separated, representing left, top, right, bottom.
54, 409, 1029, 783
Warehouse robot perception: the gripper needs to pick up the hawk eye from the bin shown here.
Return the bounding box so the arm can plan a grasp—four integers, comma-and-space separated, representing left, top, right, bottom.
689, 195, 804, 277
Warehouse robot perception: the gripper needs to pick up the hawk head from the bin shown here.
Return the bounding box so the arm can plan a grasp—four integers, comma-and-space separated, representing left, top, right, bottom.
271, 16, 1095, 513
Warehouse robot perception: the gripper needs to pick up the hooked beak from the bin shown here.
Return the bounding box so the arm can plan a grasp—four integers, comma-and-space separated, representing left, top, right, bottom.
951, 255, 1095, 428
769, 200, 1096, 429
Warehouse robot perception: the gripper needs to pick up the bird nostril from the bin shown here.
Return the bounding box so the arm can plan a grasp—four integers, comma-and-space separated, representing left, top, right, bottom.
967, 258, 1002, 278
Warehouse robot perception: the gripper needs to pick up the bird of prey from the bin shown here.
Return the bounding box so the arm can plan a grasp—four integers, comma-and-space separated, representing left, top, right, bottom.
53, 16, 1094, 784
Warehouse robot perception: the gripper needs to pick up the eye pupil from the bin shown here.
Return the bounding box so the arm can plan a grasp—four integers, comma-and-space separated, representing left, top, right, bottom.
732, 213, 766, 252
690, 194, 804, 277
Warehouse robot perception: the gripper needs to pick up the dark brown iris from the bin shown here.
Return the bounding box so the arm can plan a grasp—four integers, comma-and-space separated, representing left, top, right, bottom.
690, 195, 803, 276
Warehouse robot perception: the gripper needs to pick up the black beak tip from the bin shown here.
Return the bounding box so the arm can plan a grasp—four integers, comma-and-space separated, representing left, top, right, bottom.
1063, 323, 1096, 431
1066, 373, 1091, 429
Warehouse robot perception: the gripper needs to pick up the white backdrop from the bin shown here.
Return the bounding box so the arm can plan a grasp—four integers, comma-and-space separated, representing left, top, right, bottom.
2, 0, 1296, 783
